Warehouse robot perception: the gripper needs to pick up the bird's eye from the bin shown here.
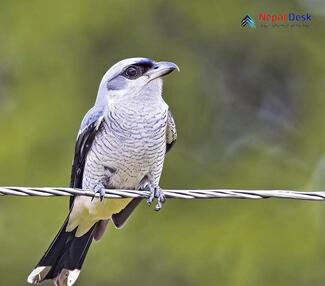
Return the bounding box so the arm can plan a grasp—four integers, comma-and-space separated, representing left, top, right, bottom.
124, 66, 139, 79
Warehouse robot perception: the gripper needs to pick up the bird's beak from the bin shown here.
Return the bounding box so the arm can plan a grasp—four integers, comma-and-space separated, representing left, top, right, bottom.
147, 61, 180, 80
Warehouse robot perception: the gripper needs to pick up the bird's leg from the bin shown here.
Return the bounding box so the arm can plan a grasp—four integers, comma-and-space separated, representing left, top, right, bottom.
92, 183, 106, 201
92, 166, 116, 202
138, 177, 166, 211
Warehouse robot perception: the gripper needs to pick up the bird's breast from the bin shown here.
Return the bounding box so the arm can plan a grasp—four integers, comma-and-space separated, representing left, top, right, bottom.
88, 105, 168, 188
105, 106, 167, 152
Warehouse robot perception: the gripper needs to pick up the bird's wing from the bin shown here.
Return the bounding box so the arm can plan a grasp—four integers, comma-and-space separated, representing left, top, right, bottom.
166, 109, 177, 153
111, 109, 177, 228
111, 199, 142, 228
69, 107, 104, 208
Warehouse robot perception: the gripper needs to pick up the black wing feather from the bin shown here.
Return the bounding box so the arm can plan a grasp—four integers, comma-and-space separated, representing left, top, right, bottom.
69, 122, 101, 208
111, 199, 142, 228
166, 140, 176, 153
166, 109, 177, 154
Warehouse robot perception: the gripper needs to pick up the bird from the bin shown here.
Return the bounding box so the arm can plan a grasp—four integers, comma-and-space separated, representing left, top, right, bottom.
27, 57, 179, 286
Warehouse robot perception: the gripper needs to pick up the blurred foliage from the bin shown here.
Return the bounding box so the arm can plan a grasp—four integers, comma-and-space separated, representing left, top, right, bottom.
0, 0, 324, 285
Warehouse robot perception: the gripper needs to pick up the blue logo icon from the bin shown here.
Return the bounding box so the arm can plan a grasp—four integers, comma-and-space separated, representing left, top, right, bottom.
241, 15, 256, 28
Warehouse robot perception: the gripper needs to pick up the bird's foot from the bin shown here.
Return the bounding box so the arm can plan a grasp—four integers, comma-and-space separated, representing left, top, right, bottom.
151, 187, 166, 211
138, 180, 166, 211
92, 183, 106, 202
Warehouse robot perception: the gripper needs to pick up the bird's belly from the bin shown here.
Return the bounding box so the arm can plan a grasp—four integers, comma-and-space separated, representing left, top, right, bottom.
101, 125, 167, 188
107, 148, 162, 188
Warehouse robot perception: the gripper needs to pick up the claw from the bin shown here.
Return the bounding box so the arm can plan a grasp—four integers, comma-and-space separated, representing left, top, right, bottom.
137, 178, 166, 211
92, 184, 106, 202
154, 187, 166, 211
146, 186, 155, 206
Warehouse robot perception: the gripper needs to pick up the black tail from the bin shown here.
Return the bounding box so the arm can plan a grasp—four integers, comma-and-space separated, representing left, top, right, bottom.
27, 217, 96, 285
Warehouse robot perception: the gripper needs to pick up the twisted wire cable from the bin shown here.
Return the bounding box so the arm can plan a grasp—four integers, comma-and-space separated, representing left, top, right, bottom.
0, 186, 324, 201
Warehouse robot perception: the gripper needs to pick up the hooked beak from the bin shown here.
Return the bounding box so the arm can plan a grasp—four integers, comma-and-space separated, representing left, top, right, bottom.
147, 61, 180, 80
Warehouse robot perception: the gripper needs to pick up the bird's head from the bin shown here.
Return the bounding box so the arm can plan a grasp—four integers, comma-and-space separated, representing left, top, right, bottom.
95, 57, 179, 106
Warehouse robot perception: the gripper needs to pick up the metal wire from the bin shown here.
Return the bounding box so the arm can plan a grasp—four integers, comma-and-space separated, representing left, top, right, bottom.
0, 186, 325, 201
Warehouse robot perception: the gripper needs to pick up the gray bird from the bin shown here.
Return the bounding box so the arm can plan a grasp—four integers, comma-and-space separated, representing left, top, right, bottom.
27, 57, 178, 286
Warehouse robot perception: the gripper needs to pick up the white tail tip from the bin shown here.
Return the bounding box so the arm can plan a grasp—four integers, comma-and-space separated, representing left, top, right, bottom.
54, 269, 80, 286
27, 266, 51, 284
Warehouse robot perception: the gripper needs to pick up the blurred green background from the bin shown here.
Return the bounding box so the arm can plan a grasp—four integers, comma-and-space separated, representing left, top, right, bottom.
0, 0, 325, 285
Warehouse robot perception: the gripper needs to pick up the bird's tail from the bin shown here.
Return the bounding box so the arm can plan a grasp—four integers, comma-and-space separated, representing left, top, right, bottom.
27, 216, 96, 286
